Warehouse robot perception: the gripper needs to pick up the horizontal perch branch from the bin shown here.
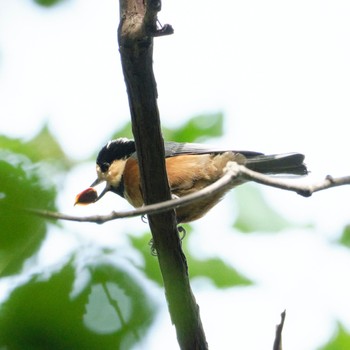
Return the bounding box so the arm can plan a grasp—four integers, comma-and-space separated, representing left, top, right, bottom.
30, 162, 350, 224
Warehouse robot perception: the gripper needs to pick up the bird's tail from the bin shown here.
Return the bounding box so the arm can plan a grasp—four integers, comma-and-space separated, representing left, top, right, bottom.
243, 152, 308, 175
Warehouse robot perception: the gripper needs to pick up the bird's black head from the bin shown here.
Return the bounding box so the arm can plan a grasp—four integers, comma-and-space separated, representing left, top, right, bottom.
96, 138, 136, 173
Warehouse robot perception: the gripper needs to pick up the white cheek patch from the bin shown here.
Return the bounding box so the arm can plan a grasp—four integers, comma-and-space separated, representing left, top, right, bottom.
96, 166, 104, 180
105, 160, 127, 188
95, 165, 111, 185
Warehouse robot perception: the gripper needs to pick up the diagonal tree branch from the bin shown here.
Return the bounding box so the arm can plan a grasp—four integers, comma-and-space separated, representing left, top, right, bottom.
31, 162, 350, 224
117, 0, 208, 349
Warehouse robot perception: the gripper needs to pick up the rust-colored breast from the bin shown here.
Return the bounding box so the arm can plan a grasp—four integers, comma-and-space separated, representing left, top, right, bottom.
123, 158, 143, 207
165, 153, 236, 223
123, 152, 241, 223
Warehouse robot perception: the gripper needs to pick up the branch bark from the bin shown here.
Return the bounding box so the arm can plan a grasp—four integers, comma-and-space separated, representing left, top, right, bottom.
32, 163, 350, 223
118, 1, 208, 349
273, 310, 286, 350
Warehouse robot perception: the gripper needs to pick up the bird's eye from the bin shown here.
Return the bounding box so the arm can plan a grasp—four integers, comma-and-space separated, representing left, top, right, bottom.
100, 162, 110, 172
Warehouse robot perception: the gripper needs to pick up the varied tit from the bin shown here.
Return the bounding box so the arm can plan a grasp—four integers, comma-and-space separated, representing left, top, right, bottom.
75, 138, 307, 223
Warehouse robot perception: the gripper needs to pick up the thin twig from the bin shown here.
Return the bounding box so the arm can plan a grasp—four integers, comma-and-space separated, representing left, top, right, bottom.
238, 165, 350, 197
29, 165, 234, 223
273, 310, 286, 350
29, 162, 350, 224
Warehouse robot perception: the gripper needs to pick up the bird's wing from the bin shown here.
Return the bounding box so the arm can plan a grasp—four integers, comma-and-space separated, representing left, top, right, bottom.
163, 141, 263, 158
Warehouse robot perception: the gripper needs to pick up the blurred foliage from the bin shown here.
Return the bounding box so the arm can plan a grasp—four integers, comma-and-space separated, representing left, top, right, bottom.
128, 226, 252, 288
127, 233, 162, 285
0, 261, 155, 350
0, 113, 226, 349
318, 323, 350, 350
0, 131, 156, 349
233, 185, 293, 233
338, 225, 350, 248
188, 256, 252, 288
1, 110, 349, 350
111, 111, 223, 145
33, 0, 67, 7
0, 113, 232, 349
2, 0, 349, 347
0, 150, 56, 276
0, 124, 72, 170
163, 112, 224, 142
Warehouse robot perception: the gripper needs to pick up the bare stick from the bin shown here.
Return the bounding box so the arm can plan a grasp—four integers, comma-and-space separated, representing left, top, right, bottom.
236, 164, 350, 197
30, 162, 350, 224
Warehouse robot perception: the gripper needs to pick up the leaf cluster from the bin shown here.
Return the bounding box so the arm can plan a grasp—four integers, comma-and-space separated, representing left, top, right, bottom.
1, 113, 350, 349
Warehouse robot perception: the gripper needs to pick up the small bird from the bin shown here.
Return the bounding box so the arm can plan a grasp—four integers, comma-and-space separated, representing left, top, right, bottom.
75, 138, 307, 223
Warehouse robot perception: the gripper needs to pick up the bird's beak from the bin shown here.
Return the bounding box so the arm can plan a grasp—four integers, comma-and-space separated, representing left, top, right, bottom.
95, 183, 110, 201
90, 178, 101, 187
91, 178, 112, 201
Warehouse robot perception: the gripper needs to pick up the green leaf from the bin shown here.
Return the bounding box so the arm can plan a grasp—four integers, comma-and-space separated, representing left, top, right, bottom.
338, 225, 350, 248
109, 112, 224, 145
26, 124, 72, 169
128, 229, 252, 288
187, 256, 252, 288
0, 260, 156, 350
233, 184, 291, 233
33, 0, 67, 7
0, 150, 56, 276
0, 124, 72, 170
163, 112, 224, 142
128, 233, 163, 286
85, 263, 156, 347
317, 323, 350, 350
111, 122, 134, 141
181, 226, 252, 288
